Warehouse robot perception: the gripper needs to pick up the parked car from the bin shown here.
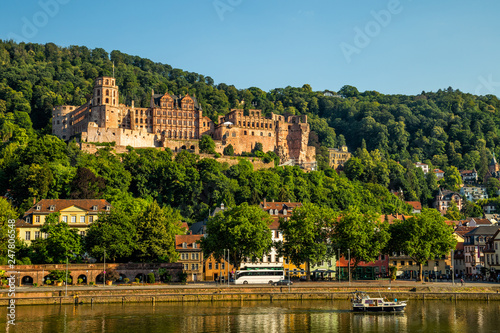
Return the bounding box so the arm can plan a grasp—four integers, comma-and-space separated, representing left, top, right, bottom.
273, 279, 293, 286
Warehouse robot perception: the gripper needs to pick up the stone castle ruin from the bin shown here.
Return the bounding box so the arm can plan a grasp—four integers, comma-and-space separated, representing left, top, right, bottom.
52, 76, 316, 168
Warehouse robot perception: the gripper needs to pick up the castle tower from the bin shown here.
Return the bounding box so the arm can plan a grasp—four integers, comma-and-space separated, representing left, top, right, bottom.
90, 77, 121, 128
92, 77, 119, 107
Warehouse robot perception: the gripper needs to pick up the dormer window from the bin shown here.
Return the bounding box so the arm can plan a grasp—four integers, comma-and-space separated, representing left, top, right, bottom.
49, 205, 55, 211
92, 206, 98, 211
105, 205, 111, 211
182, 242, 187, 249
36, 205, 41, 211
193, 243, 197, 249
283, 209, 287, 215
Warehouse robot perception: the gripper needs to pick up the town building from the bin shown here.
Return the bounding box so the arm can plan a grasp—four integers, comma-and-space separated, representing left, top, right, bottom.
405, 201, 422, 214
414, 162, 429, 174
484, 154, 500, 183
389, 252, 452, 280
483, 229, 500, 280
434, 188, 463, 215
18, 199, 111, 245
52, 77, 317, 168
460, 186, 488, 202
463, 226, 499, 276
175, 234, 204, 282
460, 169, 478, 184
434, 169, 445, 180
327, 146, 351, 170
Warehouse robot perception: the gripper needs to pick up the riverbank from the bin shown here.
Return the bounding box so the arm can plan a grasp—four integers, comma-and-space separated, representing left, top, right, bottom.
2, 281, 500, 306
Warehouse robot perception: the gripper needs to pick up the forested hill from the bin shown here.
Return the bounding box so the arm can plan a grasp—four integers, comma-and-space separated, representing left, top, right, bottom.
1, 39, 500, 172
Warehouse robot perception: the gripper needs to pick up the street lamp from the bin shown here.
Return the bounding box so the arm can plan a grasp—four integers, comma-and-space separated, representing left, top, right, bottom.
103, 249, 106, 286
65, 256, 68, 297
348, 248, 351, 286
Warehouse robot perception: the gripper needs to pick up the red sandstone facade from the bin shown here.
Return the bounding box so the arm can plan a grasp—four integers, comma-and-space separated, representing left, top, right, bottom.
52, 77, 316, 168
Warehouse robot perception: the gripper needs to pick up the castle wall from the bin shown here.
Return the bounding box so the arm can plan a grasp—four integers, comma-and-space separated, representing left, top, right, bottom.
82, 125, 158, 148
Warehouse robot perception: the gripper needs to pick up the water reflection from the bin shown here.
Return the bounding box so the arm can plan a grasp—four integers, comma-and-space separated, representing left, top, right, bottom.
1, 300, 500, 332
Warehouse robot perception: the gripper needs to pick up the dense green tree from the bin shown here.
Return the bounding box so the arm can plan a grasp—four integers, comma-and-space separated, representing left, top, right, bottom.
276, 203, 337, 280
31, 212, 83, 264
335, 210, 390, 274
134, 202, 184, 262
199, 135, 216, 154
85, 208, 136, 262
199, 203, 273, 269
223, 144, 234, 156
443, 166, 463, 192
387, 208, 457, 282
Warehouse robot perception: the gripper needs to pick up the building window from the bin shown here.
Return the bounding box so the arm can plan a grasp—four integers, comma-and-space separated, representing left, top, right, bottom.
182, 242, 187, 249
80, 231, 85, 236
184, 264, 189, 270
193, 243, 197, 249
35, 231, 40, 239
80, 216, 85, 223
208, 262, 212, 270
35, 216, 40, 223
92, 206, 98, 211
62, 216, 68, 223
88, 216, 93, 223
49, 205, 55, 211
222, 263, 225, 270
71, 216, 76, 223
25, 231, 31, 240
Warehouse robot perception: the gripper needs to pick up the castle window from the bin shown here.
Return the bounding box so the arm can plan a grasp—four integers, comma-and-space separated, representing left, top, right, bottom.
190, 131, 193, 138
261, 123, 264, 127
252, 132, 254, 136
260, 132, 263, 136
184, 121, 187, 125
97, 98, 100, 104
105, 79, 109, 85
173, 120, 177, 125
157, 111, 160, 116
252, 122, 255, 127
157, 119, 160, 124
106, 90, 109, 96
112, 80, 114, 85
97, 90, 100, 96
140, 119, 143, 124
244, 131, 247, 135
141, 110, 143, 116
173, 112, 176, 116
105, 98, 109, 103
168, 131, 171, 137
113, 91, 115, 97
164, 119, 167, 124
168, 112, 172, 116
184, 131, 187, 138
265, 124, 268, 128
113, 99, 115, 105
135, 110, 138, 115
243, 121, 246, 126
268, 133, 271, 136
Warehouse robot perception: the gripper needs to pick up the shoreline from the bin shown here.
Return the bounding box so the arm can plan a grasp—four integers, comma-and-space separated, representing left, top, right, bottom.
2, 283, 500, 306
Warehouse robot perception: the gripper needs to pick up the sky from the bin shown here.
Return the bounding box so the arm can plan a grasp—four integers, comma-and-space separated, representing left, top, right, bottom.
1, 0, 500, 97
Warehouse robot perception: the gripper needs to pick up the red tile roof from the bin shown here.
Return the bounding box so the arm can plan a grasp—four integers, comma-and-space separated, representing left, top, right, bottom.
175, 234, 203, 250
406, 201, 422, 211
24, 199, 111, 216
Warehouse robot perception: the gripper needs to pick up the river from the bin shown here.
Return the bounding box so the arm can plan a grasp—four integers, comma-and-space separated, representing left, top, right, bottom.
2, 299, 499, 332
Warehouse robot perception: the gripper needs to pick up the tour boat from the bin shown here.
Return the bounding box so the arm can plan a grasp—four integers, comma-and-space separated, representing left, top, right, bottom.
351, 291, 407, 312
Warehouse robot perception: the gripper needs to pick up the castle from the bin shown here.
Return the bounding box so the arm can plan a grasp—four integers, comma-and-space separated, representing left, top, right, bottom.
52, 77, 316, 168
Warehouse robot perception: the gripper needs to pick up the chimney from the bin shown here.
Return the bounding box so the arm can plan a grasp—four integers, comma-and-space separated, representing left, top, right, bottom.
263, 198, 266, 206
221, 203, 224, 210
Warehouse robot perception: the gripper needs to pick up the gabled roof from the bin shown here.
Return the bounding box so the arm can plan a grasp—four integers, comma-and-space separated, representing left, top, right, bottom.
175, 234, 203, 250
406, 201, 422, 211
464, 225, 500, 236
24, 199, 111, 216
454, 226, 476, 236
471, 218, 492, 225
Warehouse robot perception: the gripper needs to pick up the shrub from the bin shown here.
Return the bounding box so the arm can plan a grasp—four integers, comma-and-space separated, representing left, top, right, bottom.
45, 279, 51, 285
223, 144, 234, 156
78, 278, 83, 284
89, 281, 94, 285
214, 153, 221, 158
105, 270, 120, 282
147, 273, 155, 284
177, 271, 188, 283
48, 270, 71, 283
162, 272, 172, 283
123, 278, 130, 284
135, 278, 140, 283
33, 283, 38, 287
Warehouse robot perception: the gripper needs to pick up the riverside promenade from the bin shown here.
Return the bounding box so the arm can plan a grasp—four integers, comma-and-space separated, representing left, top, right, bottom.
2, 280, 500, 306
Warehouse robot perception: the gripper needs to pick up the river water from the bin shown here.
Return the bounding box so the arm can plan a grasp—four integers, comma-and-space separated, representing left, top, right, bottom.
2, 299, 500, 332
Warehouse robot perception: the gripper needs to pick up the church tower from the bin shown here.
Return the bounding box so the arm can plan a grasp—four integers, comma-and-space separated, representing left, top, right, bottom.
489, 153, 499, 174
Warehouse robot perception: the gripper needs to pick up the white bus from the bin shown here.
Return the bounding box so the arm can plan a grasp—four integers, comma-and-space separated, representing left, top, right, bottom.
234, 269, 285, 284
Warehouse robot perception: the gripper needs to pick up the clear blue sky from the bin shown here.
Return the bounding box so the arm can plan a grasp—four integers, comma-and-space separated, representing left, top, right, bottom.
1, 0, 500, 97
